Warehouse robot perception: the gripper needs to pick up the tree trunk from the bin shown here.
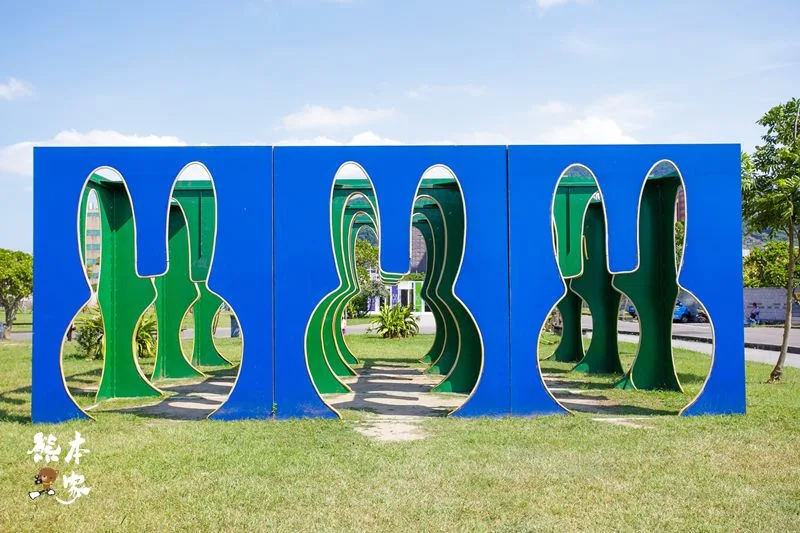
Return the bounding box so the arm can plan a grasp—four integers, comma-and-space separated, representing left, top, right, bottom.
769, 223, 795, 382
1, 304, 16, 340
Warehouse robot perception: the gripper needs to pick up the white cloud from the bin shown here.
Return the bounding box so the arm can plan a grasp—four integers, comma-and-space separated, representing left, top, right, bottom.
276, 130, 402, 146
0, 78, 32, 100
349, 131, 403, 145
533, 100, 574, 114
451, 131, 511, 145
533, 90, 658, 143
406, 84, 487, 100
0, 129, 187, 177
277, 130, 515, 146
585, 91, 656, 131
538, 116, 637, 144
537, 0, 588, 7
524, 0, 591, 12
281, 105, 400, 130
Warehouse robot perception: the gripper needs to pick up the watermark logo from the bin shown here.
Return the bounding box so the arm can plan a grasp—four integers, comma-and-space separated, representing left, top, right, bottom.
27, 431, 92, 504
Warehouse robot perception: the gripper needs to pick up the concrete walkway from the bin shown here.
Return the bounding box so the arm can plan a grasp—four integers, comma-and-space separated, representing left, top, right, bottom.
326, 365, 463, 417
101, 370, 237, 420
325, 365, 466, 442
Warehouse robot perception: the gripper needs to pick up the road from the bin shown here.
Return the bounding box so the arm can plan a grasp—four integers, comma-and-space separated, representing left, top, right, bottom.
346, 314, 799, 368
7, 315, 798, 368
588, 316, 800, 353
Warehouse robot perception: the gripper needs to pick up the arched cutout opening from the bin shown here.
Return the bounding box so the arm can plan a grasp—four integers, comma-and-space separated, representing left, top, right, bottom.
62, 167, 161, 415
309, 162, 478, 418
150, 162, 243, 419
538, 161, 711, 416
61, 163, 243, 420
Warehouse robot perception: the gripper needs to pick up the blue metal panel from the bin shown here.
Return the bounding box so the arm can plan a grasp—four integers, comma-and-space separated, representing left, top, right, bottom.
508, 144, 744, 416
33, 148, 95, 423
33, 147, 274, 423
33, 143, 743, 422
273, 146, 511, 418
196, 147, 274, 420
507, 146, 570, 416
672, 145, 745, 415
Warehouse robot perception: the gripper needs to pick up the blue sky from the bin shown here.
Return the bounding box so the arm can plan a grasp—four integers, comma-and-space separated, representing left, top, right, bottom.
1, 0, 798, 252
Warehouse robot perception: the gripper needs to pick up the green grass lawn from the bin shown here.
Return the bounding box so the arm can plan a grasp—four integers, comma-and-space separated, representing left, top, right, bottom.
60, 337, 243, 412
179, 309, 236, 331
0, 336, 798, 531
344, 317, 374, 326
344, 333, 434, 367
539, 333, 712, 414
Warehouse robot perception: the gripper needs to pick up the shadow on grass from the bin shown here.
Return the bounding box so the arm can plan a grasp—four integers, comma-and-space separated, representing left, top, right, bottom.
82, 365, 240, 421
326, 365, 465, 417
0, 383, 32, 423
542, 369, 699, 417
676, 371, 709, 385
560, 399, 678, 416
361, 358, 427, 368
537, 365, 573, 374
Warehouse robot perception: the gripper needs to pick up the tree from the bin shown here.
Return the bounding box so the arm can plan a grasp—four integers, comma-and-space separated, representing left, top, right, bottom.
674, 220, 685, 269
744, 241, 800, 288
346, 238, 387, 318
742, 98, 800, 382
354, 238, 378, 273
0, 248, 33, 339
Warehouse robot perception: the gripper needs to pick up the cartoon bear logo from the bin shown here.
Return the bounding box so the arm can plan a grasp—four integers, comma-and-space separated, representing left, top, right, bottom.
29, 467, 59, 500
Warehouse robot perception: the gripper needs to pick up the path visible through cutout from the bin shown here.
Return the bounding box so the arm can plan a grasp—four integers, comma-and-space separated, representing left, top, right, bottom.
111, 371, 237, 420
326, 365, 465, 442
544, 374, 660, 425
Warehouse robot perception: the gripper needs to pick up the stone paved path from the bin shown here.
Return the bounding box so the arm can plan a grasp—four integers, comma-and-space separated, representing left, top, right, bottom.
326, 365, 465, 442
111, 371, 237, 420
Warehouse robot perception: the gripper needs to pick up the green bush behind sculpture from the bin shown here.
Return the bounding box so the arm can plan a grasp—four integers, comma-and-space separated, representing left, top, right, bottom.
370, 304, 419, 339
74, 308, 158, 360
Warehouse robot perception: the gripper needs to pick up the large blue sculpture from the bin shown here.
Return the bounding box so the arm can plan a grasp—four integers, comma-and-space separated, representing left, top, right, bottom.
32, 144, 745, 423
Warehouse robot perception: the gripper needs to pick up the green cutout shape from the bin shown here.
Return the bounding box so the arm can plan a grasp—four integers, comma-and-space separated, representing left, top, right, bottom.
550, 173, 597, 363
571, 202, 624, 374
550, 288, 584, 363
613, 175, 683, 391
415, 202, 459, 375
173, 183, 231, 367
85, 177, 162, 401
416, 177, 481, 394
413, 214, 447, 366
553, 175, 598, 278
306, 189, 367, 393
152, 204, 204, 381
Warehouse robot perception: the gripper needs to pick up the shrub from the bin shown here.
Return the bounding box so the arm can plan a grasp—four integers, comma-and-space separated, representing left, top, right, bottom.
136, 311, 158, 358
73, 307, 158, 359
370, 304, 419, 339
346, 293, 370, 318
74, 308, 104, 359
